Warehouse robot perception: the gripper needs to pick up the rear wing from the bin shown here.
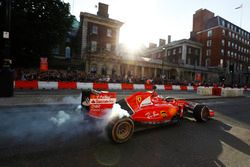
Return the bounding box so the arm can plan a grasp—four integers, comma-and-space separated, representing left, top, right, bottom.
89, 92, 117, 118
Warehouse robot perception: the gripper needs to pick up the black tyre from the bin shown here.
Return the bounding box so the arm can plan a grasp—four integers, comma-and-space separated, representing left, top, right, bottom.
193, 105, 210, 122
107, 117, 134, 144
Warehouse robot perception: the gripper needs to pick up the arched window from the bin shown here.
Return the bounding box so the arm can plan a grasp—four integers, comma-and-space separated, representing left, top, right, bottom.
101, 65, 107, 75
90, 64, 97, 74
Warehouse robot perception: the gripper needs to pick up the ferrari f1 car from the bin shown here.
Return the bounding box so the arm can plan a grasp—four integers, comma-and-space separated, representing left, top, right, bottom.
81, 87, 214, 144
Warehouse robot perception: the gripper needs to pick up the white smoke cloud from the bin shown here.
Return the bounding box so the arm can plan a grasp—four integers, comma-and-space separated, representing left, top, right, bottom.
62, 95, 81, 104
107, 103, 130, 120
50, 110, 71, 126
98, 103, 130, 135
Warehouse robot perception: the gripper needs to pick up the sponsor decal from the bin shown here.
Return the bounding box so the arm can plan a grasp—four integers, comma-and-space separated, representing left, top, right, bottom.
160, 111, 167, 118
136, 96, 142, 104
145, 111, 159, 119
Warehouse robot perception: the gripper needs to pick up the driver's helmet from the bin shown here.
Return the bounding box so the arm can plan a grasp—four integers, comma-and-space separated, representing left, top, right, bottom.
146, 79, 158, 97
146, 79, 152, 85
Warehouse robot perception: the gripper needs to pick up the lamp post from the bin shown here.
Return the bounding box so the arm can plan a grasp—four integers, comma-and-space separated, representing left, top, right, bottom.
161, 47, 166, 76
0, 0, 14, 97
2, 0, 11, 60
229, 64, 234, 87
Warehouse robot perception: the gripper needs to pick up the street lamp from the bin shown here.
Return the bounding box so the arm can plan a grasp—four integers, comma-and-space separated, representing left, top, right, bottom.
161, 47, 166, 76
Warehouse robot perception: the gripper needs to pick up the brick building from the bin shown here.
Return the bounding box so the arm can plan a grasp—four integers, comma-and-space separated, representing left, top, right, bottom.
191, 9, 250, 85
79, 3, 123, 75
144, 38, 213, 83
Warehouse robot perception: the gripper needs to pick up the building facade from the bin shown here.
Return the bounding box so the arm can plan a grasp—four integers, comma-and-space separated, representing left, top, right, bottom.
144, 39, 218, 83
191, 9, 250, 85
77, 5, 249, 85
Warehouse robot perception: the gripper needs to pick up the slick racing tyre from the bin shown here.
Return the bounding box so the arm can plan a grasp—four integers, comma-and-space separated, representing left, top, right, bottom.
107, 117, 134, 144
193, 104, 210, 122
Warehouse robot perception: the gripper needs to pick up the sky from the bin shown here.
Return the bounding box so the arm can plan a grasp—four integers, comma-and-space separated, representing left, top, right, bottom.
64, 0, 249, 49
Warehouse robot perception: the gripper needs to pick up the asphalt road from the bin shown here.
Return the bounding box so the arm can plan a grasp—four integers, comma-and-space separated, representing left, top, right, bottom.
0, 97, 249, 167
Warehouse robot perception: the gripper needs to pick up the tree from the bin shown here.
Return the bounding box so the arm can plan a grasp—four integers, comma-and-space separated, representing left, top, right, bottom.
11, 0, 74, 67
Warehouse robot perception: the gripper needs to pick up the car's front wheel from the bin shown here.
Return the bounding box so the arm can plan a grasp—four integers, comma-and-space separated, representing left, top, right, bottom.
107, 117, 134, 143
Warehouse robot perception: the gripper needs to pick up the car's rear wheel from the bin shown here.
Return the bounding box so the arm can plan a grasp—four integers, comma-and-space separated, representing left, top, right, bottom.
107, 117, 134, 143
193, 105, 210, 122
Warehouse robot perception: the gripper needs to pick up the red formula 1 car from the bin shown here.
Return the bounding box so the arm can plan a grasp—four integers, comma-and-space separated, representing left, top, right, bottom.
81, 87, 214, 143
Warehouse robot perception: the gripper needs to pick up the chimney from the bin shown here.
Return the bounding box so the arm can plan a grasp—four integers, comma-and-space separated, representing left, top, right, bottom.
97, 3, 109, 18
149, 43, 157, 49
167, 35, 171, 43
159, 39, 166, 46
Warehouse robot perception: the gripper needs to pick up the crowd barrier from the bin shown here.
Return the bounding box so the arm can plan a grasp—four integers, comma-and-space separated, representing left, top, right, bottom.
13, 81, 249, 95
14, 80, 199, 91
197, 86, 245, 97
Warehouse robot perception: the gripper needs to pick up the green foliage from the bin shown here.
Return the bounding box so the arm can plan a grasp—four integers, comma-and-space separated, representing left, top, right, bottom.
11, 0, 74, 67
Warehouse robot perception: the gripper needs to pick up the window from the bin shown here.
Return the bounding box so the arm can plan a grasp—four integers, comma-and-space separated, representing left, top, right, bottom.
207, 30, 212, 37
231, 25, 234, 30
167, 50, 171, 56
228, 31, 231, 37
179, 47, 182, 53
228, 41, 231, 47
91, 41, 97, 52
188, 48, 191, 54
195, 49, 198, 55
221, 39, 225, 46
222, 29, 225, 36
92, 25, 98, 34
221, 20, 225, 26
232, 42, 234, 48
173, 49, 176, 55
206, 49, 211, 56
232, 33, 235, 39
227, 51, 230, 56
221, 49, 224, 56
240, 64, 243, 71
207, 40, 212, 47
205, 59, 210, 67
107, 28, 112, 37
220, 59, 223, 67
106, 43, 112, 51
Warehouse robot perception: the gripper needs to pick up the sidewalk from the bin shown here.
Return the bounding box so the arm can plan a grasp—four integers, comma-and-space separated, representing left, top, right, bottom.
0, 90, 229, 107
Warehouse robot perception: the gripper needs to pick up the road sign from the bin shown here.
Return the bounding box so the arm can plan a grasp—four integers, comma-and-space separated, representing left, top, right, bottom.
3, 31, 9, 39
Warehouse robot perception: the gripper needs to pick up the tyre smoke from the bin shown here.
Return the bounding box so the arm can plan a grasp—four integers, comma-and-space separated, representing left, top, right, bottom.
0, 94, 130, 150
107, 103, 130, 120
50, 110, 70, 126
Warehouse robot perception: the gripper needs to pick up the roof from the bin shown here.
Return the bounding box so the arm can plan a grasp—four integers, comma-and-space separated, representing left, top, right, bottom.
80, 12, 123, 27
